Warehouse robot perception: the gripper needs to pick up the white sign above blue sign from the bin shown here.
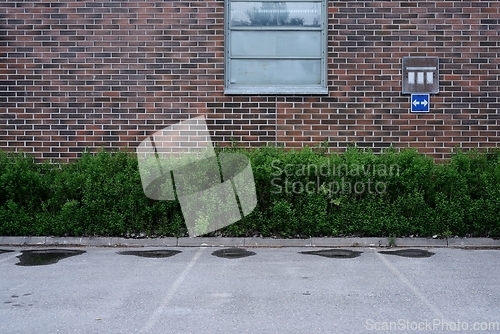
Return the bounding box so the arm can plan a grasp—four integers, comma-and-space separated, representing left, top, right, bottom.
411, 93, 430, 113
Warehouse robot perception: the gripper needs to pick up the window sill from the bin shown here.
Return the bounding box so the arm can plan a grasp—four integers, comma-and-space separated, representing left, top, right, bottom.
224, 87, 329, 95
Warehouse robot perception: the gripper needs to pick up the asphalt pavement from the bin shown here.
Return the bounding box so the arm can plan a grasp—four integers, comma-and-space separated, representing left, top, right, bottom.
1, 246, 499, 334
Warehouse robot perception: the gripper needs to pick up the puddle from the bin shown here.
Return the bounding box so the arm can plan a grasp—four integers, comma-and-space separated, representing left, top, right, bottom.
0, 249, 14, 255
117, 250, 181, 258
16, 249, 85, 266
300, 249, 362, 259
211, 248, 256, 259
379, 249, 435, 258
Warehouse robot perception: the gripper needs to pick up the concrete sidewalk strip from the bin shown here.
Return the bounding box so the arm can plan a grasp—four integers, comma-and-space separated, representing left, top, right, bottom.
244, 237, 312, 247
44, 237, 111, 247
394, 237, 448, 247
44, 237, 87, 246
111, 237, 178, 247
42, 237, 115, 247
311, 237, 386, 247
448, 237, 500, 248
0, 236, 46, 246
177, 237, 244, 247
81, 237, 114, 247
1, 236, 500, 248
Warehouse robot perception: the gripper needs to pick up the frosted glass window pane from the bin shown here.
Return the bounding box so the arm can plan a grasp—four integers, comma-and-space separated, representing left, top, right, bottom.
426, 72, 433, 84
231, 31, 322, 57
230, 59, 321, 85
231, 2, 322, 27
417, 72, 424, 84
408, 72, 415, 84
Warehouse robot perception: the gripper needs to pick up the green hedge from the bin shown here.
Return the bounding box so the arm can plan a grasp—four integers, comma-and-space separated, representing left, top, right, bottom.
1, 146, 499, 238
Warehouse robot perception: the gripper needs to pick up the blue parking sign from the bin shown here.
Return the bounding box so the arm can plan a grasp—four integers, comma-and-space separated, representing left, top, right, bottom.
411, 94, 430, 112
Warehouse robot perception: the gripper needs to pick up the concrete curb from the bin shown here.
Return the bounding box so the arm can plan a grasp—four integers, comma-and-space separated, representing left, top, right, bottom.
245, 237, 311, 247
447, 237, 500, 248
178, 237, 244, 247
394, 237, 448, 247
111, 237, 178, 247
1, 236, 499, 248
311, 237, 387, 247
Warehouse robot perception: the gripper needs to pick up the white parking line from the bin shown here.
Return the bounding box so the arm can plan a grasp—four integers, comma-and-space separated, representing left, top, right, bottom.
374, 249, 449, 322
139, 247, 205, 333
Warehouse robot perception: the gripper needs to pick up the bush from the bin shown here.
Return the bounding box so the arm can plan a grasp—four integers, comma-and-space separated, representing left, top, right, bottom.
0, 147, 499, 238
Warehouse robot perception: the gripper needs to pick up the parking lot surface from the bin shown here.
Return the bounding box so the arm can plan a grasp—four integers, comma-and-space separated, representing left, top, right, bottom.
1, 247, 499, 333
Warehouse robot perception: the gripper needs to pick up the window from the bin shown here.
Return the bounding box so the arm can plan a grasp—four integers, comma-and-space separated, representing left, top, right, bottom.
225, 0, 328, 95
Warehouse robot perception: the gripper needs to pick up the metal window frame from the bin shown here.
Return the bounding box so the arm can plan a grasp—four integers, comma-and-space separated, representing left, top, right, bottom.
224, 0, 328, 95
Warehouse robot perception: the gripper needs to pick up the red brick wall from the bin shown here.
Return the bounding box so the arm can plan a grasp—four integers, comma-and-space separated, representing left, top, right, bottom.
1, 0, 499, 161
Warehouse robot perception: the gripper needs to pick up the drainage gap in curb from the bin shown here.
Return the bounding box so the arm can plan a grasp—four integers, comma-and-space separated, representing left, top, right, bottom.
379, 249, 435, 258
300, 249, 362, 259
117, 250, 181, 258
0, 249, 14, 255
211, 248, 256, 259
16, 249, 85, 266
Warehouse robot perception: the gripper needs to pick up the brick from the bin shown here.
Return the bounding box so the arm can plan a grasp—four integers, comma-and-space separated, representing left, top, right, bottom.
0, 0, 498, 160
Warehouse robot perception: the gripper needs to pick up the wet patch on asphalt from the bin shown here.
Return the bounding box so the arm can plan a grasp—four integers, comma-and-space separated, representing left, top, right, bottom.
15, 249, 85, 266
300, 249, 362, 259
211, 248, 256, 259
0, 249, 15, 255
117, 249, 182, 258
379, 249, 435, 258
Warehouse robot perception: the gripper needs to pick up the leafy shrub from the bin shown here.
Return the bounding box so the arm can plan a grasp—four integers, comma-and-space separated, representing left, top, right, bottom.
0, 146, 499, 238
